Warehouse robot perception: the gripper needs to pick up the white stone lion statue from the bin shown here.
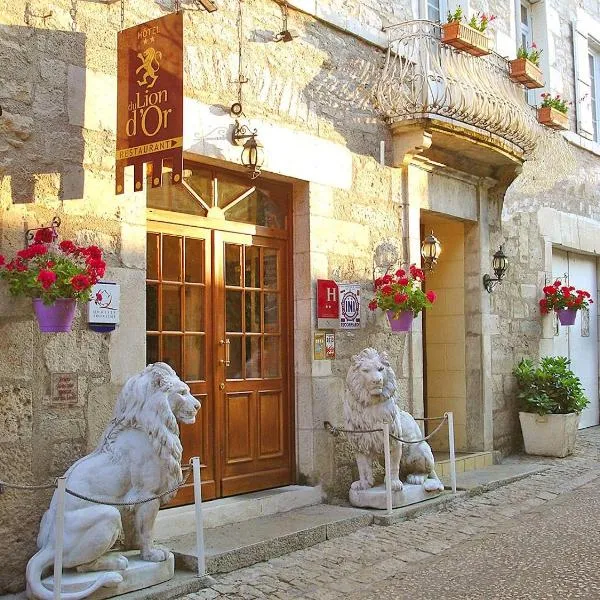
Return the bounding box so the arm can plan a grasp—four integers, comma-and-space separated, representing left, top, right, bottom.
26, 362, 200, 600
344, 348, 444, 494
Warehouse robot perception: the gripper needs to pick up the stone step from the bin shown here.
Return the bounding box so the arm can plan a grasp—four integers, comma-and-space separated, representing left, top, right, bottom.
163, 504, 373, 575
440, 462, 550, 492
154, 485, 322, 540
434, 451, 496, 478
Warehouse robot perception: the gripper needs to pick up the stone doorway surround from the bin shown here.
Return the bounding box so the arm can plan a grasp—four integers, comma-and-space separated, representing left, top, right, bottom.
404, 160, 496, 452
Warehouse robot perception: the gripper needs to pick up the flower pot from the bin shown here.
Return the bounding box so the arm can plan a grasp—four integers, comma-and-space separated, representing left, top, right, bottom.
557, 308, 577, 326
441, 22, 491, 56
537, 106, 569, 130
386, 310, 413, 332
508, 58, 544, 89
519, 411, 580, 457
32, 298, 77, 333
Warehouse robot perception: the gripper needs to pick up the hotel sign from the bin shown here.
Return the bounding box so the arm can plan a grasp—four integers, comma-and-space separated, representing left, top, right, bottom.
115, 12, 183, 194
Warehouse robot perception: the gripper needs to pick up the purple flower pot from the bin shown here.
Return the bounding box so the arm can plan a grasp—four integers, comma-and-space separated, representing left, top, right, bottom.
32, 298, 77, 333
386, 310, 414, 332
557, 308, 577, 326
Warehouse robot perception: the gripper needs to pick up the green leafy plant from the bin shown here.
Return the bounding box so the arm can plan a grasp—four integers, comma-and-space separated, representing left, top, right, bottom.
516, 42, 542, 66
446, 7, 464, 23
447, 7, 496, 32
513, 357, 589, 415
0, 228, 106, 305
540, 92, 571, 114
368, 264, 437, 317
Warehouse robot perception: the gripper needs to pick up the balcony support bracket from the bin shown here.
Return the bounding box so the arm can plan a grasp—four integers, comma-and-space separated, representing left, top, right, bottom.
390, 125, 433, 167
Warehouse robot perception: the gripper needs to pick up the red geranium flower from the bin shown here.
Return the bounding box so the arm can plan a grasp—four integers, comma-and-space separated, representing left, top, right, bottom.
381, 285, 393, 296
59, 240, 77, 254
33, 228, 55, 244
37, 270, 57, 289
71, 274, 92, 292
0, 255, 5, 267
398, 277, 409, 286
426, 290, 437, 303
368, 299, 378, 311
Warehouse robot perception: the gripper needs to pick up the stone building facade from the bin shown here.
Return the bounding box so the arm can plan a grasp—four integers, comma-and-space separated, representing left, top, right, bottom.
0, 0, 599, 592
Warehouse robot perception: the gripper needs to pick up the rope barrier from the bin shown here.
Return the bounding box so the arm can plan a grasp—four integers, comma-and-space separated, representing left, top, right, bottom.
324, 414, 448, 444
0, 463, 193, 504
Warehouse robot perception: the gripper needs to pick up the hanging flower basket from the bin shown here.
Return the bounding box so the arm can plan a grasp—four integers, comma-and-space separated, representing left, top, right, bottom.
508, 58, 544, 89
387, 310, 413, 332
0, 226, 106, 334
33, 298, 77, 332
369, 265, 436, 334
556, 308, 577, 327
537, 106, 568, 130
539, 280, 593, 325
441, 22, 491, 57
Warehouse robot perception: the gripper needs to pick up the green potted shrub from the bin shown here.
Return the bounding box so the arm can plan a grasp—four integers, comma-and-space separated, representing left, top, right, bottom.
513, 357, 589, 457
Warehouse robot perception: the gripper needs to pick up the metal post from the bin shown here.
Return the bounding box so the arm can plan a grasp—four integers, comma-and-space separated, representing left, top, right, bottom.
53, 476, 67, 600
382, 423, 393, 515
379, 140, 385, 166
447, 412, 457, 494
192, 457, 206, 577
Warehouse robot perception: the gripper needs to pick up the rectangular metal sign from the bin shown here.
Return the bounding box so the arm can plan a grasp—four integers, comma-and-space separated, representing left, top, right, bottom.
339, 283, 361, 329
317, 279, 340, 329
116, 12, 183, 194
325, 332, 335, 359
88, 282, 120, 325
314, 332, 326, 360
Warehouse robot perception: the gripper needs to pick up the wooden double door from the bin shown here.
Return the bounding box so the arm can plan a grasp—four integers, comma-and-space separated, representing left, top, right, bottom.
146, 222, 293, 503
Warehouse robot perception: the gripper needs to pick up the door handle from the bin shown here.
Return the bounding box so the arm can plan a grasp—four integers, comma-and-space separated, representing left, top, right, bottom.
219, 339, 231, 367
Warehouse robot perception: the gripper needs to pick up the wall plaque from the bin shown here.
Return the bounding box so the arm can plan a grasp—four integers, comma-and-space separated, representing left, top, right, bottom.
50, 373, 78, 407
116, 12, 183, 194
339, 284, 361, 329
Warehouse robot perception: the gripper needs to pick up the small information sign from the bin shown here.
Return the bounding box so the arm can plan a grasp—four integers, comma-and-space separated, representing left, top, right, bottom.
88, 282, 120, 332
50, 373, 78, 407
325, 332, 336, 359
339, 284, 361, 329
314, 332, 326, 360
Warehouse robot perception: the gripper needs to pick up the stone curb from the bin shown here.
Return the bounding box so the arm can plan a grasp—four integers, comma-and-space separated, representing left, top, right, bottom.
460, 465, 552, 497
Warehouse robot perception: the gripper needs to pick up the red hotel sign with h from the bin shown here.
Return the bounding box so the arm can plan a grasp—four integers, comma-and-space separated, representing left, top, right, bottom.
115, 12, 183, 194
317, 279, 340, 329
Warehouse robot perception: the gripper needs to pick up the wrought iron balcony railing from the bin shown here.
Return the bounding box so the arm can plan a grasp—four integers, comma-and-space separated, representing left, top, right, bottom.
374, 20, 542, 156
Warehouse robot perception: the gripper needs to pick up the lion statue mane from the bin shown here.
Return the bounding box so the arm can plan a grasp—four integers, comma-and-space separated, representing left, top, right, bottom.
26, 362, 200, 600
344, 348, 444, 495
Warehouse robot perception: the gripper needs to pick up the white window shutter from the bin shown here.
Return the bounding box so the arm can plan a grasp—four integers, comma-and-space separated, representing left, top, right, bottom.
573, 14, 594, 139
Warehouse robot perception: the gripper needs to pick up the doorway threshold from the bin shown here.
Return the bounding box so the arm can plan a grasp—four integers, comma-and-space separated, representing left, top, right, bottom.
154, 484, 323, 540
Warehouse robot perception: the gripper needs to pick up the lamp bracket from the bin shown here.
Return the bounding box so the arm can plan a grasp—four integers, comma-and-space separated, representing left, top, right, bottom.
483, 274, 502, 293
232, 120, 258, 146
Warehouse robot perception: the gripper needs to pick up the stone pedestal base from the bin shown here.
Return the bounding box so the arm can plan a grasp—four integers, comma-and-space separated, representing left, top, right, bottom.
38, 550, 174, 600
349, 483, 442, 509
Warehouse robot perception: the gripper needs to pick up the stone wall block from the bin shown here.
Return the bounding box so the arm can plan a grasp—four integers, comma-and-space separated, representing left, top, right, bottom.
0, 386, 33, 444
0, 321, 33, 380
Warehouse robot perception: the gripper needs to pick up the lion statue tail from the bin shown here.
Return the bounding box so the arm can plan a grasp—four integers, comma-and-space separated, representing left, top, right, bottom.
26, 547, 123, 600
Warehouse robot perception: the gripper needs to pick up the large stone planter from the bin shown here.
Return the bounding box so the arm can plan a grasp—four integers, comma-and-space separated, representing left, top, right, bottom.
519, 411, 580, 457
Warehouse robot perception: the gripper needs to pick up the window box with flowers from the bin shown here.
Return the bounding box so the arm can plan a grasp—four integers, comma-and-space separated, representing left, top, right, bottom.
509, 43, 544, 89
539, 280, 594, 326
537, 93, 570, 130
368, 265, 437, 332
0, 228, 106, 332
441, 7, 494, 57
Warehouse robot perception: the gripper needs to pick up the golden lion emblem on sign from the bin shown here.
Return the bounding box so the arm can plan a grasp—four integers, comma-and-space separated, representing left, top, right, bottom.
136, 47, 162, 89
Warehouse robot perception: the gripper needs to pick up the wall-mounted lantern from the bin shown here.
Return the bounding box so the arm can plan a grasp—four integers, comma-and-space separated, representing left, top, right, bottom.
420, 230, 442, 271
483, 245, 508, 293
232, 119, 265, 180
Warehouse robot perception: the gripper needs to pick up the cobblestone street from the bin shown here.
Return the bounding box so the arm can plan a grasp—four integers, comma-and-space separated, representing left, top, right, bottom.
183, 428, 600, 600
